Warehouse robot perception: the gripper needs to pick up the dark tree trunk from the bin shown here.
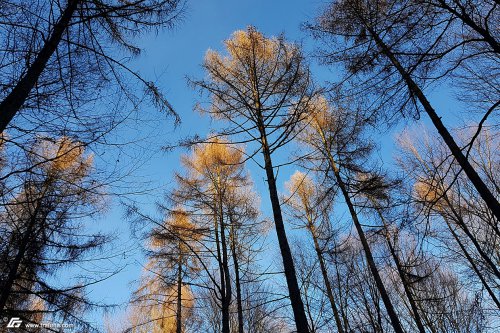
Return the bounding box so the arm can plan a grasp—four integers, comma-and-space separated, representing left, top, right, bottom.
229, 215, 244, 333
213, 206, 227, 332
259, 131, 310, 333
218, 192, 232, 333
0, 0, 79, 134
367, 27, 500, 221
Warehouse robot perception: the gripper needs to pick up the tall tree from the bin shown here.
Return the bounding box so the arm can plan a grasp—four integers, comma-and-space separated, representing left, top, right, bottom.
308, 0, 500, 219
131, 210, 200, 333
192, 27, 316, 333
169, 139, 261, 333
284, 171, 345, 333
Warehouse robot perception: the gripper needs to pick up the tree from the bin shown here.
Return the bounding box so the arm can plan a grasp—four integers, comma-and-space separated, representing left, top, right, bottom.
298, 96, 405, 333
0, 136, 107, 331
192, 27, 316, 333
131, 210, 200, 333
397, 126, 500, 310
308, 0, 500, 220
0, 0, 183, 136
167, 139, 263, 333
284, 171, 345, 333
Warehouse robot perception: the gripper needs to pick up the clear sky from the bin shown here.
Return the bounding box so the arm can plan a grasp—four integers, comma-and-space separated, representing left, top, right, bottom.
81, 0, 464, 329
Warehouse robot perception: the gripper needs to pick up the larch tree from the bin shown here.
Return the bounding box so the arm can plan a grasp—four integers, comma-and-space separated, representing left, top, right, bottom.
191, 27, 316, 333
308, 0, 500, 220
298, 95, 405, 333
169, 139, 261, 333
0, 136, 107, 331
284, 171, 345, 333
131, 209, 200, 333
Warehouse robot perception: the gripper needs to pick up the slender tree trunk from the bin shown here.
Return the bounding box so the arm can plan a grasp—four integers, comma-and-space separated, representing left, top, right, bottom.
259, 129, 310, 333
0, 0, 79, 134
442, 214, 500, 309
213, 204, 227, 331
317, 129, 404, 333
218, 188, 231, 333
372, 205, 427, 333
366, 26, 500, 221
229, 215, 244, 333
307, 223, 345, 333
176, 255, 183, 333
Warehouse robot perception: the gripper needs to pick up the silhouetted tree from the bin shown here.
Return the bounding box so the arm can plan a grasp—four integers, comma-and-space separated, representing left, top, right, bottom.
298, 96, 405, 332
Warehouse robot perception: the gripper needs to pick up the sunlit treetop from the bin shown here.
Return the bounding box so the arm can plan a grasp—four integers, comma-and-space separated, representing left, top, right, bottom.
286, 171, 316, 209
181, 138, 245, 185
35, 136, 93, 181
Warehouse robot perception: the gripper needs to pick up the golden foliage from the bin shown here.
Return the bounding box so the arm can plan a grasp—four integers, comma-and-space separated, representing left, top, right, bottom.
413, 179, 449, 211
37, 136, 93, 180
182, 138, 244, 187
286, 170, 315, 206
151, 209, 202, 255
205, 28, 279, 84
130, 282, 194, 333
304, 95, 332, 131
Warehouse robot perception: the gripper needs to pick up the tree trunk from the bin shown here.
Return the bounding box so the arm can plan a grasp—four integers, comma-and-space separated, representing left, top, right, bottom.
0, 0, 79, 134
260, 133, 310, 333
367, 26, 500, 221
176, 256, 183, 333
308, 223, 345, 333
218, 189, 231, 333
213, 204, 227, 332
229, 215, 244, 333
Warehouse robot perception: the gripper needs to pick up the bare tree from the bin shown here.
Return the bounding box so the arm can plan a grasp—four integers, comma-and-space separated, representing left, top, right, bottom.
284, 171, 345, 333
397, 126, 500, 310
297, 95, 405, 332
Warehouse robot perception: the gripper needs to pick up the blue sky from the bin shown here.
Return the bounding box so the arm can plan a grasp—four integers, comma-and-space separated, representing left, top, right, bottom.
81, 0, 466, 329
